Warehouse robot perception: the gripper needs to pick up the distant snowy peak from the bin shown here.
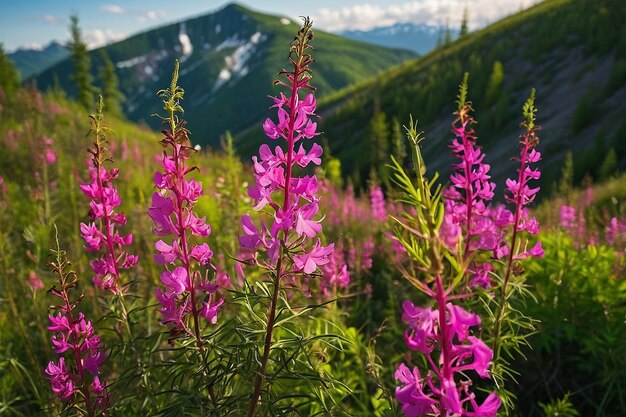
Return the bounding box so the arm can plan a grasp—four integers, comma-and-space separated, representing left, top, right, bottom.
340, 22, 452, 54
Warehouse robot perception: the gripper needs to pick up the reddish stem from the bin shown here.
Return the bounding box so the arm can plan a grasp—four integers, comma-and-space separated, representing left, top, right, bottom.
247, 63, 301, 417
434, 275, 451, 415
171, 142, 205, 354
461, 124, 474, 259
493, 138, 530, 357
57, 276, 95, 416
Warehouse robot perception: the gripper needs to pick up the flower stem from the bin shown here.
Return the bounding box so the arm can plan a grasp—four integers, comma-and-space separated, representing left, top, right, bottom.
247, 256, 283, 417
247, 55, 301, 417
492, 141, 529, 359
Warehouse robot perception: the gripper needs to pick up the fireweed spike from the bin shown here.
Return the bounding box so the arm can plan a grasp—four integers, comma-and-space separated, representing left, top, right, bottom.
240, 18, 333, 417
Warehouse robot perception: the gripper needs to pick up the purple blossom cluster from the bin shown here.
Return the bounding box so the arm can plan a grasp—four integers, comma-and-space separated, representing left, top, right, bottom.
148, 108, 224, 336
80, 161, 137, 293
442, 93, 543, 289
370, 183, 387, 222
394, 86, 545, 416
497, 116, 543, 261
239, 52, 333, 280
322, 180, 404, 289
559, 190, 626, 248
319, 241, 350, 297
46, 253, 110, 415
442, 108, 496, 254
396, 281, 501, 417
605, 217, 626, 246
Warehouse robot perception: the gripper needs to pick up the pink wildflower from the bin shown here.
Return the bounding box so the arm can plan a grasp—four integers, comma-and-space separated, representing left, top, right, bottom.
27, 269, 44, 292
606, 217, 626, 245
147, 62, 224, 340
397, 291, 500, 416
443, 99, 497, 256
45, 244, 110, 413
80, 98, 137, 294
370, 184, 387, 221
239, 21, 332, 281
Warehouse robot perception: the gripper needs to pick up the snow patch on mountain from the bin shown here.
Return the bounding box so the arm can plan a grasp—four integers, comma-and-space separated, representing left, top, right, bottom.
211, 31, 266, 92
178, 22, 193, 62
216, 35, 242, 52
116, 55, 148, 69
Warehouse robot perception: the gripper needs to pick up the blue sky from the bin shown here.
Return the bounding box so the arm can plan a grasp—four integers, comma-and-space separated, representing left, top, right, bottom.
0, 0, 540, 51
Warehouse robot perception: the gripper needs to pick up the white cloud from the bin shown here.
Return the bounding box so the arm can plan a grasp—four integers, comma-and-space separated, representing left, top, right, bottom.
137, 10, 167, 23
84, 29, 127, 49
20, 42, 44, 51
100, 4, 124, 14
42, 14, 59, 24
315, 0, 542, 32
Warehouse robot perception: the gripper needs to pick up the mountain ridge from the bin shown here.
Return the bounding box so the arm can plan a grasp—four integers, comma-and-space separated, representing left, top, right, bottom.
33, 3, 416, 146
339, 22, 452, 54
310, 0, 626, 190
8, 41, 69, 79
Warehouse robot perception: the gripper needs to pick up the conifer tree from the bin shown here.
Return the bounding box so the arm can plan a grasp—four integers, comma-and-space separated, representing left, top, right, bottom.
0, 43, 20, 98
558, 151, 574, 198
443, 20, 453, 45
459, 7, 469, 38
369, 109, 389, 180
390, 116, 407, 165
486, 60, 505, 104
99, 50, 123, 118
70, 14, 93, 110
599, 148, 618, 180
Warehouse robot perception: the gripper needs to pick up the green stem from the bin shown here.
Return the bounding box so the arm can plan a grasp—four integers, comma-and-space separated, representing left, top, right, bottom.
247, 256, 283, 417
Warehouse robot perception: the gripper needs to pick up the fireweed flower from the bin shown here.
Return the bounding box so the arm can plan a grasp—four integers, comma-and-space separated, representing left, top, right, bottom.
241, 18, 334, 416
499, 89, 543, 274
391, 83, 502, 416
606, 217, 626, 245
370, 183, 387, 221
443, 89, 497, 256
45, 233, 110, 415
396, 291, 501, 417
239, 19, 331, 277
442, 78, 499, 288
319, 242, 350, 297
80, 97, 137, 294
148, 61, 224, 342
27, 269, 44, 293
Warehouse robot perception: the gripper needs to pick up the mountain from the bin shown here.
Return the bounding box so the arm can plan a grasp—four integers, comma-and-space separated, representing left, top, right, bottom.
307, 0, 626, 191
33, 3, 416, 147
8, 41, 69, 79
339, 23, 451, 55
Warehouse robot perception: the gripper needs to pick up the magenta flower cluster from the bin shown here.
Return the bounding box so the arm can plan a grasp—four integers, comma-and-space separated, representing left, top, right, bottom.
80, 160, 138, 293
46, 270, 110, 413
497, 121, 543, 261
370, 184, 387, 222
442, 96, 543, 289
148, 126, 224, 334
240, 69, 333, 279
442, 110, 496, 254
396, 283, 501, 417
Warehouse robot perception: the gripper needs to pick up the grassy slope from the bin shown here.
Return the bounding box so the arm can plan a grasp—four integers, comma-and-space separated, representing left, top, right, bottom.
304, 0, 626, 191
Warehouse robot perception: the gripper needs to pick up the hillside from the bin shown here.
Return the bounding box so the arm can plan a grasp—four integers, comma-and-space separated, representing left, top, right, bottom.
33, 3, 415, 147
8, 41, 69, 79
289, 0, 626, 191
